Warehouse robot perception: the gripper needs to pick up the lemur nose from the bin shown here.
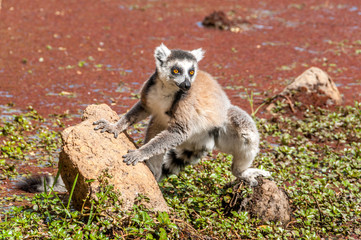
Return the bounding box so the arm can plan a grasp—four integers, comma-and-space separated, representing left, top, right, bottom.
179, 79, 191, 91
184, 80, 191, 90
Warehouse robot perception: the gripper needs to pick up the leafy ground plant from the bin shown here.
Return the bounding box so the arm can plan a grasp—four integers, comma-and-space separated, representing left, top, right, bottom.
0, 173, 179, 239
0, 102, 360, 239
0, 106, 62, 180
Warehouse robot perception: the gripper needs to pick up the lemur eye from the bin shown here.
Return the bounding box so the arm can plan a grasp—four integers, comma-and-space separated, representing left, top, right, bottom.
189, 70, 194, 75
173, 69, 179, 74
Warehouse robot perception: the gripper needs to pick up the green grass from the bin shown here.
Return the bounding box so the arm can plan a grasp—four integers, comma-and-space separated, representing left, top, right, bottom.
0, 106, 62, 180
0, 102, 360, 239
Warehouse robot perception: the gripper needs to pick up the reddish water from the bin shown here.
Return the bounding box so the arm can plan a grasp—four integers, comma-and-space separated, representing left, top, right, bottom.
1, 0, 360, 119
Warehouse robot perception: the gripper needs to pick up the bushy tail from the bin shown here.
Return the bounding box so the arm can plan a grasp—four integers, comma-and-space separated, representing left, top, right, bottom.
17, 175, 67, 193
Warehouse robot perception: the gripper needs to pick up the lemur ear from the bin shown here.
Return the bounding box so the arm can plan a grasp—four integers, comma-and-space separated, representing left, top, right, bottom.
154, 43, 171, 66
190, 48, 205, 62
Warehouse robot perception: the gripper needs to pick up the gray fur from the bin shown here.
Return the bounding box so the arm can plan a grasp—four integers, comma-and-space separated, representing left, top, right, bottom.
168, 50, 196, 62
93, 44, 270, 186
17, 175, 67, 193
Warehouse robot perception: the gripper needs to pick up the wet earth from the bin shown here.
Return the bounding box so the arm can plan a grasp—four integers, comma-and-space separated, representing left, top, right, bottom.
0, 0, 360, 204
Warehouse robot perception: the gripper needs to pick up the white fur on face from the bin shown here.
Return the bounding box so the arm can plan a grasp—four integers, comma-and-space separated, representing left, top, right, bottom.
154, 44, 204, 91
167, 59, 198, 85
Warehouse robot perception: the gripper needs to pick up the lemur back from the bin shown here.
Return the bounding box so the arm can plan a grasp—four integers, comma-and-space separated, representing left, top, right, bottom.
94, 44, 270, 186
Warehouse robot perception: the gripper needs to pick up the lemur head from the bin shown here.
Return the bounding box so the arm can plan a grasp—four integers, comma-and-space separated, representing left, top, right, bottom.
154, 43, 204, 92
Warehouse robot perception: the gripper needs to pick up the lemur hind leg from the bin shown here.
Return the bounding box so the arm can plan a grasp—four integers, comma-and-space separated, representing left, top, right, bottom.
217, 106, 270, 186
161, 148, 208, 179
161, 133, 214, 181
142, 117, 209, 182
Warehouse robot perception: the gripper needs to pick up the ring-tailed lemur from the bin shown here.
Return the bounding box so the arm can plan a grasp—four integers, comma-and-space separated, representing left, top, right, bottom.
94, 44, 270, 186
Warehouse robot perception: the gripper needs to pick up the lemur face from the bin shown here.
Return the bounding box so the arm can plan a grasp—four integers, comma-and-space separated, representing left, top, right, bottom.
154, 44, 204, 92
167, 57, 196, 92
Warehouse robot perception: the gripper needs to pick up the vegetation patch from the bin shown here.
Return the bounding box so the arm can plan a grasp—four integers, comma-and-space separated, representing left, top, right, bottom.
1, 102, 360, 239
0, 106, 63, 180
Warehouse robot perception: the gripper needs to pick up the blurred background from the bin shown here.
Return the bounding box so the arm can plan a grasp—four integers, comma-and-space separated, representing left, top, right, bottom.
1, 0, 360, 121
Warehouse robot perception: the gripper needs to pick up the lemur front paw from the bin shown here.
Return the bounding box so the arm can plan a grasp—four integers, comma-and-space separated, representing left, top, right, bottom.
93, 119, 121, 138
123, 150, 147, 166
239, 168, 271, 187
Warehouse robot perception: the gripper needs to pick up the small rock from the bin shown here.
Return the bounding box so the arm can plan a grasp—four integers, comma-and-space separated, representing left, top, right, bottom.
59, 104, 169, 212
267, 67, 342, 113
224, 178, 291, 225
241, 179, 291, 225
202, 11, 251, 32
282, 67, 342, 104
202, 11, 232, 30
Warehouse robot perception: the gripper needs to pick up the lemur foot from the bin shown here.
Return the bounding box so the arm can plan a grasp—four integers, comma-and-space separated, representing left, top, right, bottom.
93, 119, 121, 138
239, 168, 271, 187
123, 149, 147, 166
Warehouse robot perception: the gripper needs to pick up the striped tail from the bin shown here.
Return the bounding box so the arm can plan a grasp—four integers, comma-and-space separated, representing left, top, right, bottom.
17, 175, 67, 193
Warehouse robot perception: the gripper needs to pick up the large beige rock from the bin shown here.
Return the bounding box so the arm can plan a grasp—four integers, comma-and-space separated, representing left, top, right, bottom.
59, 104, 169, 212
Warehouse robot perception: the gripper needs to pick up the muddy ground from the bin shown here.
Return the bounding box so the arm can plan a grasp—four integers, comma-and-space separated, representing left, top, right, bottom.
0, 0, 360, 204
